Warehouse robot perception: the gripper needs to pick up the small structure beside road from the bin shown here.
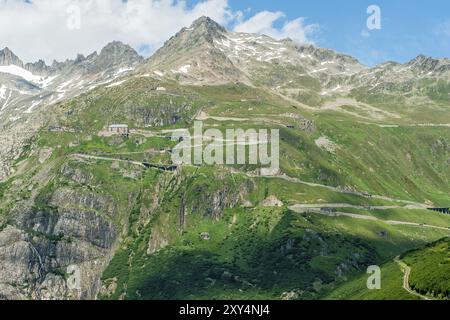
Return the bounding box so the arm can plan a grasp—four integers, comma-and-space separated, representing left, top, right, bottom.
108, 124, 129, 136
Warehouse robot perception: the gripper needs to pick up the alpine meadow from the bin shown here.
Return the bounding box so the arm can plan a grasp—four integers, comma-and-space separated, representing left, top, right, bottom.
0, 2, 449, 302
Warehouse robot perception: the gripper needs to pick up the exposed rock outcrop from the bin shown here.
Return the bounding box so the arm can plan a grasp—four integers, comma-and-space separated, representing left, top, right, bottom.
0, 187, 119, 300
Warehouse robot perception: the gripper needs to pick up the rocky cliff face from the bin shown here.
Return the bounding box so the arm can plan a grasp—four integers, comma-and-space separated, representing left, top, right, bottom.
95, 41, 143, 71
0, 47, 24, 67
0, 43, 143, 182
141, 16, 246, 84
0, 184, 119, 299
25, 60, 51, 76
0, 154, 253, 300
1, 16, 449, 301
0, 111, 45, 180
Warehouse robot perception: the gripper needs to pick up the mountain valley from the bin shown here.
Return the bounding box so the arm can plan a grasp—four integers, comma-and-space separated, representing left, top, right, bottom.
0, 16, 448, 300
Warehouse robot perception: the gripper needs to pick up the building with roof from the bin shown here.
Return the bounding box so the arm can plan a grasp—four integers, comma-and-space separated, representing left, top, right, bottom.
108, 124, 129, 136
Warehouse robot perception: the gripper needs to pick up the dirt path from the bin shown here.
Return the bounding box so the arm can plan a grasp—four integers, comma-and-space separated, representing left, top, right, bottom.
289, 203, 421, 211
320, 97, 401, 121
373, 123, 450, 128
75, 153, 434, 211
196, 111, 249, 122
394, 257, 434, 300
72, 153, 181, 172
72, 153, 147, 168
260, 174, 429, 208
289, 207, 450, 232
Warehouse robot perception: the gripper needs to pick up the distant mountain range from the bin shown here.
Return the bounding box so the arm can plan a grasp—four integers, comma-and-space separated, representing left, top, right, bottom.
0, 41, 142, 116
2, 16, 449, 121
0, 16, 448, 301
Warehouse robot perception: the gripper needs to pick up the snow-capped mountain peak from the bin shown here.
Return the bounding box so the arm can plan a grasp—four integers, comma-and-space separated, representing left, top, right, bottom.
0, 43, 142, 120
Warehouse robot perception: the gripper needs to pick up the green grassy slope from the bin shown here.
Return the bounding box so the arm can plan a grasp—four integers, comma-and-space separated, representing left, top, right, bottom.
1, 79, 449, 300
403, 238, 450, 299
324, 260, 418, 300
327, 237, 450, 300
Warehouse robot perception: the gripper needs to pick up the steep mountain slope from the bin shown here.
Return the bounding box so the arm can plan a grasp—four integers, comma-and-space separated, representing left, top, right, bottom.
0, 16, 448, 300
344, 57, 449, 128
0, 47, 24, 66
401, 237, 449, 299
139, 17, 450, 123
326, 238, 450, 300
0, 43, 142, 180
140, 17, 365, 89
140, 17, 245, 84
0, 42, 142, 116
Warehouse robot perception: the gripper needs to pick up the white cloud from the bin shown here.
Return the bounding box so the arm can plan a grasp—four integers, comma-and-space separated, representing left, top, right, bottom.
0, 0, 237, 63
234, 11, 318, 44
0, 1, 318, 64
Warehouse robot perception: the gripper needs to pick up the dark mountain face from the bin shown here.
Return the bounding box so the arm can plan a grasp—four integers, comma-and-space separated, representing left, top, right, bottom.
1, 42, 143, 77
95, 41, 143, 70
45, 41, 143, 74
189, 16, 227, 43
295, 44, 361, 66
407, 54, 450, 73
141, 16, 243, 84
25, 60, 51, 75
150, 16, 227, 60
0, 47, 24, 67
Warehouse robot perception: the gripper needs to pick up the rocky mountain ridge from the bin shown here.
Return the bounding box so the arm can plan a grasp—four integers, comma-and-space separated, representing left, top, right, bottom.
0, 41, 142, 76
0, 16, 449, 301
2, 16, 449, 181
0, 41, 143, 180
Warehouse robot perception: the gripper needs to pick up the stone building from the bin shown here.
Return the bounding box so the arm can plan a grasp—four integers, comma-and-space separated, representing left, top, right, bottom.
108, 124, 129, 136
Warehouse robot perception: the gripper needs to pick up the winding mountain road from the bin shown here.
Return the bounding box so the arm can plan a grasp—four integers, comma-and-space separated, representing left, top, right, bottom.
288, 206, 450, 232
394, 257, 434, 300
72, 153, 147, 168
259, 173, 430, 208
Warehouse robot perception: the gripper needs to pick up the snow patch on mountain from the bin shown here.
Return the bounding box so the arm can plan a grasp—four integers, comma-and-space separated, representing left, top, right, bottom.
309, 68, 328, 74
40, 75, 59, 88
178, 65, 191, 74
9, 115, 21, 122
0, 85, 6, 99
0, 91, 12, 112
106, 79, 127, 87
24, 100, 41, 114
0, 65, 62, 90
0, 65, 43, 83
57, 78, 76, 91
114, 67, 134, 76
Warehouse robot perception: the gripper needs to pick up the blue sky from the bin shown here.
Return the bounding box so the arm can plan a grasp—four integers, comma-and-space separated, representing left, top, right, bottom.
222, 0, 450, 65
1, 0, 449, 65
